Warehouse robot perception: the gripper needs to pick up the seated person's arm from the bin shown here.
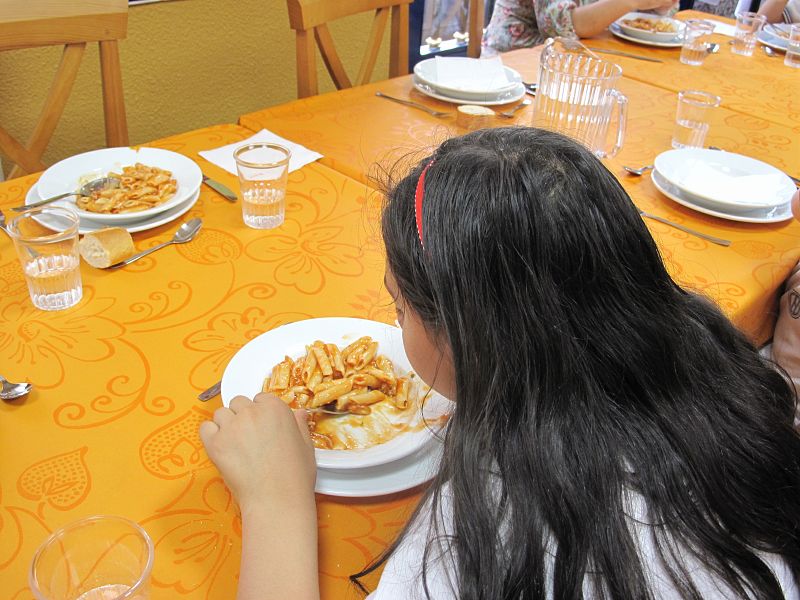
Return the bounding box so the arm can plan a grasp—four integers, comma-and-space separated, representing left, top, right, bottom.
758, 0, 790, 22
565, 0, 677, 39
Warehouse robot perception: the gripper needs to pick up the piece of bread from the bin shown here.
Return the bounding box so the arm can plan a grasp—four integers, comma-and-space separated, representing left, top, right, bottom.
456, 105, 495, 130
78, 227, 135, 268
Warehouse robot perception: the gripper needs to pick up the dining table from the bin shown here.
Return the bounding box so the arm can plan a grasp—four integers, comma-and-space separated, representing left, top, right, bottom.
1, 10, 800, 599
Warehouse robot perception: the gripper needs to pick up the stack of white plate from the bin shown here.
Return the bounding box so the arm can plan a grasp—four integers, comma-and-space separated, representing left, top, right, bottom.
610, 12, 685, 47
29, 147, 203, 234
651, 148, 796, 223
221, 317, 453, 498
758, 23, 791, 53
412, 57, 526, 106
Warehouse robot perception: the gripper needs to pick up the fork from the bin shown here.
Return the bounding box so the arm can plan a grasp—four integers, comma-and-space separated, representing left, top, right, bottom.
498, 98, 531, 119
375, 92, 451, 118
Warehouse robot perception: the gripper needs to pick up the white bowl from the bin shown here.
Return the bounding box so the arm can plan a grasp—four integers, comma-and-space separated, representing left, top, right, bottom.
616, 13, 685, 42
35, 147, 202, 224
221, 317, 453, 471
413, 57, 522, 99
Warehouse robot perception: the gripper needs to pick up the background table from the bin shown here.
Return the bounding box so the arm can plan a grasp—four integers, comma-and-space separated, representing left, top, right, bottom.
0, 124, 411, 599
240, 47, 800, 345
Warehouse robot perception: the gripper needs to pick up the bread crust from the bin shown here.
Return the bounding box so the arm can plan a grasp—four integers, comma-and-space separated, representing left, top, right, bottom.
78, 227, 135, 268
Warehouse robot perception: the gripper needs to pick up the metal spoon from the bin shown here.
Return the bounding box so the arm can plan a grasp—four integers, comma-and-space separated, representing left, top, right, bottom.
498, 98, 531, 119
623, 164, 654, 176
0, 375, 32, 400
763, 45, 779, 57
106, 218, 202, 269
706, 42, 720, 54
11, 176, 121, 212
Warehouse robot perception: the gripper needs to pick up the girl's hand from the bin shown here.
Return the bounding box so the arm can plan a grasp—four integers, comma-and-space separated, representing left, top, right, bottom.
632, 0, 677, 13
199, 393, 316, 514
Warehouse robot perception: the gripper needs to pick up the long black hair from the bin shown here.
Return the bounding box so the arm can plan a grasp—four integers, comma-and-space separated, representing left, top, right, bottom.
363, 127, 800, 599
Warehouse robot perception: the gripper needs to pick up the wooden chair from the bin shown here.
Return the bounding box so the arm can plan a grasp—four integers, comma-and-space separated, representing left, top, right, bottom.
467, 0, 485, 58
287, 0, 413, 98
0, 0, 129, 179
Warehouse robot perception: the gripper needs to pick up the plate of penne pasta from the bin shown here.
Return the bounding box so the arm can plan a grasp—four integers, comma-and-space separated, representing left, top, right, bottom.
34, 147, 202, 224
221, 317, 452, 471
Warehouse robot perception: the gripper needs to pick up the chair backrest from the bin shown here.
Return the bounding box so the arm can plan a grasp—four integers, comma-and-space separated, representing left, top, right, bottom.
0, 0, 128, 178
287, 0, 413, 98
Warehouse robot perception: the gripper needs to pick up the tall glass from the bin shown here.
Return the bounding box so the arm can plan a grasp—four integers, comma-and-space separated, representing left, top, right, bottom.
30, 515, 153, 600
672, 90, 721, 149
680, 21, 715, 65
233, 143, 291, 230
731, 12, 766, 56
7, 206, 82, 311
785, 24, 800, 68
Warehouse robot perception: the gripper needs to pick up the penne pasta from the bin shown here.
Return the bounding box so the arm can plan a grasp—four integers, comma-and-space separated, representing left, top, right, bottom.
311, 342, 334, 377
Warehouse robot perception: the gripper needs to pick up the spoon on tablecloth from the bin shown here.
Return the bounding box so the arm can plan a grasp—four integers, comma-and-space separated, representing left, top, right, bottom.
0, 375, 32, 400
106, 218, 202, 269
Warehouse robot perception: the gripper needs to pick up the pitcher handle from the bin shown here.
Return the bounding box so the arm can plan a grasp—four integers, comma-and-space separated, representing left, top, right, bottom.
605, 89, 628, 158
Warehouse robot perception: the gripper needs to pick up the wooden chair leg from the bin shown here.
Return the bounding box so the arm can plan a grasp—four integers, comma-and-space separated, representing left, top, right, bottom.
468, 0, 485, 58
295, 29, 318, 98
390, 4, 409, 77
99, 40, 129, 147
7, 42, 85, 178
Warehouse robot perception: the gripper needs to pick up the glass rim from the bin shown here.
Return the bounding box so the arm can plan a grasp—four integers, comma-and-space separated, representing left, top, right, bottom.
734, 10, 766, 20
233, 143, 292, 169
29, 514, 154, 600
678, 89, 721, 108
7, 206, 79, 244
540, 52, 623, 81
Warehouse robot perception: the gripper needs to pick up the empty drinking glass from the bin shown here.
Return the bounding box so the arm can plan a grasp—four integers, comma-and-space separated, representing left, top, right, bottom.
680, 21, 716, 65
30, 515, 153, 600
785, 24, 800, 68
731, 12, 767, 56
7, 206, 82, 311
234, 143, 291, 230
672, 90, 721, 149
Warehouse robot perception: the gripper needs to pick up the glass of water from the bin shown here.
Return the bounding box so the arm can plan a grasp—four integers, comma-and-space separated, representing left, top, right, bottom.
731, 11, 766, 56
680, 20, 715, 65
30, 515, 153, 600
7, 206, 82, 311
233, 143, 291, 230
672, 90, 721, 149
785, 24, 800, 68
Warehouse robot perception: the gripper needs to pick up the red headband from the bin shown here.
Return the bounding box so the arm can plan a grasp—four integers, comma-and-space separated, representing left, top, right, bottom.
414, 160, 434, 247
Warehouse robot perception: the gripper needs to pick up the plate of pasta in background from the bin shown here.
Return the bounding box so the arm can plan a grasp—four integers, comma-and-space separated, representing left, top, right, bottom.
33, 147, 202, 224
221, 317, 452, 472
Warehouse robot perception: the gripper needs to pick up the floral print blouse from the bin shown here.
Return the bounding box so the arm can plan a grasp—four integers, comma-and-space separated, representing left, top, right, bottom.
483, 0, 589, 53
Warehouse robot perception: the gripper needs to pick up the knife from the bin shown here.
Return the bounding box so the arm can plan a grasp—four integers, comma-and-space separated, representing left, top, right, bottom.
198, 380, 221, 401
202, 176, 237, 202
585, 47, 663, 63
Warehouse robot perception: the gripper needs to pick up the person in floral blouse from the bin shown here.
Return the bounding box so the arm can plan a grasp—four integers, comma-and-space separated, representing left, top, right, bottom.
483, 0, 678, 53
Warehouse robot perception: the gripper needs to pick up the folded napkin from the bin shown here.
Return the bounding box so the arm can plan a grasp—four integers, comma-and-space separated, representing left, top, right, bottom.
433, 56, 511, 92
710, 21, 737, 36
199, 129, 323, 175
678, 163, 790, 206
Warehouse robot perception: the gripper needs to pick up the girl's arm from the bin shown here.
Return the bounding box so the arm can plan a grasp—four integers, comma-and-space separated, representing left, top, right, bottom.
758, 0, 789, 22
199, 394, 320, 600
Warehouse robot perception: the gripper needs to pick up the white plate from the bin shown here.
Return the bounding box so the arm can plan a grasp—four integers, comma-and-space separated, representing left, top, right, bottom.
412, 76, 526, 106
221, 317, 453, 471
35, 147, 202, 224
316, 436, 443, 497
609, 22, 683, 47
651, 169, 793, 223
654, 148, 795, 210
28, 182, 201, 234
758, 29, 788, 52
413, 58, 522, 99
615, 12, 685, 43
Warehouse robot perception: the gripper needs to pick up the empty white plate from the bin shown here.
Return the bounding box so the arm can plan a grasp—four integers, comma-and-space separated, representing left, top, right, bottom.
655, 148, 795, 211
651, 169, 793, 224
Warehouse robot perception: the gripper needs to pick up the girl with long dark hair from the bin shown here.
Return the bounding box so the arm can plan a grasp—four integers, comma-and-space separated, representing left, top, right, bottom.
200, 127, 800, 600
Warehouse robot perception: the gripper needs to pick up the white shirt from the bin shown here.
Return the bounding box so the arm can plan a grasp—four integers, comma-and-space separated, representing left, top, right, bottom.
368, 485, 799, 599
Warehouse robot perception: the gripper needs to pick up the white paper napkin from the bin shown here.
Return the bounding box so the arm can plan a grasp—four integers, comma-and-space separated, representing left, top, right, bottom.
710, 21, 737, 36
199, 129, 323, 175
679, 165, 789, 206
433, 56, 511, 92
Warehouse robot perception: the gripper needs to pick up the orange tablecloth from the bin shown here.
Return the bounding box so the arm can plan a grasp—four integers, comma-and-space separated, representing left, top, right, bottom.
0, 124, 410, 599
586, 11, 800, 131
239, 51, 800, 344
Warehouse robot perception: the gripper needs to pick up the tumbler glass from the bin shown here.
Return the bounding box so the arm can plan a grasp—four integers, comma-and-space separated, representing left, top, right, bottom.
680, 21, 716, 65
672, 90, 721, 149
233, 143, 291, 230
731, 12, 767, 56
784, 24, 800, 68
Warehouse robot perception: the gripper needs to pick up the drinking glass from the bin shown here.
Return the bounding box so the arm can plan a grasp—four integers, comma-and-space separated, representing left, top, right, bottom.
672, 90, 721, 149
731, 12, 767, 56
29, 515, 153, 600
785, 24, 800, 68
7, 206, 82, 311
680, 21, 715, 65
233, 143, 291, 229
